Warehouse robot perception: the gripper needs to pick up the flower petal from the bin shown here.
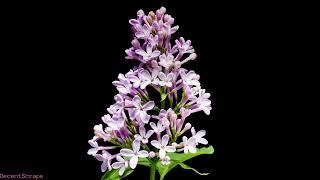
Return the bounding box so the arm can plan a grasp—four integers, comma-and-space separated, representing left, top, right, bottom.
191, 127, 196, 136
135, 49, 148, 57
146, 42, 153, 54
132, 139, 141, 152
119, 166, 126, 176
142, 101, 155, 111
137, 150, 149, 158
120, 149, 134, 157
159, 149, 166, 159
112, 162, 124, 169
132, 95, 141, 108
101, 162, 108, 172
139, 70, 151, 81
150, 122, 157, 131
145, 130, 154, 138
116, 155, 125, 162
161, 135, 169, 146
101, 114, 112, 124
139, 126, 146, 137
165, 146, 176, 152
151, 140, 161, 149
94, 154, 104, 161
151, 50, 161, 58
158, 72, 166, 80
198, 138, 208, 145
182, 136, 188, 144
140, 81, 149, 89
129, 155, 138, 169
88, 148, 98, 155
196, 130, 206, 138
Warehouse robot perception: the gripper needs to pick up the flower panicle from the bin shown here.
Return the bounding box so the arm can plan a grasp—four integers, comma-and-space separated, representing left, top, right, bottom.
88, 7, 212, 176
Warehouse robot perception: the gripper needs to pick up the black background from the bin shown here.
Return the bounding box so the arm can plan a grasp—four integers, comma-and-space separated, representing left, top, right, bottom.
0, 0, 295, 179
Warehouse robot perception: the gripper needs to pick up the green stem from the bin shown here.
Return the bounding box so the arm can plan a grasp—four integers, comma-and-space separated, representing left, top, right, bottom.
161, 98, 166, 109
150, 162, 156, 180
160, 93, 167, 109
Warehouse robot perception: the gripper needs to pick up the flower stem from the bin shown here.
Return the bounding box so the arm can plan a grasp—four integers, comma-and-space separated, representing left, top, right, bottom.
150, 162, 156, 180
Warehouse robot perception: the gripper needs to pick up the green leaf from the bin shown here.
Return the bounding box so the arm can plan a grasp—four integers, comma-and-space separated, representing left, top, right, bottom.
179, 163, 209, 176
138, 157, 151, 167
101, 169, 120, 180
156, 146, 214, 180
101, 168, 134, 180
121, 169, 134, 179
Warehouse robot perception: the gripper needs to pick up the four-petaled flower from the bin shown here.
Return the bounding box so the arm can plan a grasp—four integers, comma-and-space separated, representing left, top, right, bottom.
129, 69, 159, 89
196, 89, 212, 115
135, 43, 160, 61
88, 140, 101, 156
159, 53, 174, 69
191, 127, 208, 145
179, 70, 200, 87
174, 37, 194, 54
120, 139, 149, 169
93, 124, 111, 141
150, 121, 166, 134
182, 136, 197, 154
161, 155, 171, 165
134, 126, 154, 144
112, 73, 132, 94
112, 156, 129, 176
151, 135, 176, 159
102, 114, 125, 131
157, 72, 174, 87
135, 24, 151, 39
128, 95, 155, 123
95, 150, 113, 172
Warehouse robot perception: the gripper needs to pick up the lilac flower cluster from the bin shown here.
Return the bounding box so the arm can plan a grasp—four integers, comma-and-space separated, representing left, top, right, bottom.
88, 7, 212, 176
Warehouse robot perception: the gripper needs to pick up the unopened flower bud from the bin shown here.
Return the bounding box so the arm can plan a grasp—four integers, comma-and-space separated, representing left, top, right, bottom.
131, 39, 140, 48
189, 53, 197, 60
137, 9, 144, 17
149, 151, 156, 158
148, 11, 156, 20
184, 123, 192, 130
181, 53, 197, 65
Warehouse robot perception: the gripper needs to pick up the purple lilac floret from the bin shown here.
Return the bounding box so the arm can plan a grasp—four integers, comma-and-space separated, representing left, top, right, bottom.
88, 7, 212, 175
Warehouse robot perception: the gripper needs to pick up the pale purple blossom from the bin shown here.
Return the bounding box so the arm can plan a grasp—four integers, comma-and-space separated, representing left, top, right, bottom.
135, 24, 151, 39
191, 127, 208, 145
95, 150, 113, 172
174, 37, 194, 54
149, 121, 166, 134
102, 114, 125, 131
128, 95, 154, 123
182, 136, 197, 154
88, 140, 116, 156
93, 124, 111, 141
159, 53, 174, 69
157, 72, 173, 87
179, 70, 200, 86
161, 155, 171, 165
134, 126, 154, 144
129, 69, 159, 89
112, 156, 129, 176
135, 43, 160, 61
120, 139, 149, 169
194, 89, 212, 115
112, 73, 132, 94
151, 135, 176, 159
